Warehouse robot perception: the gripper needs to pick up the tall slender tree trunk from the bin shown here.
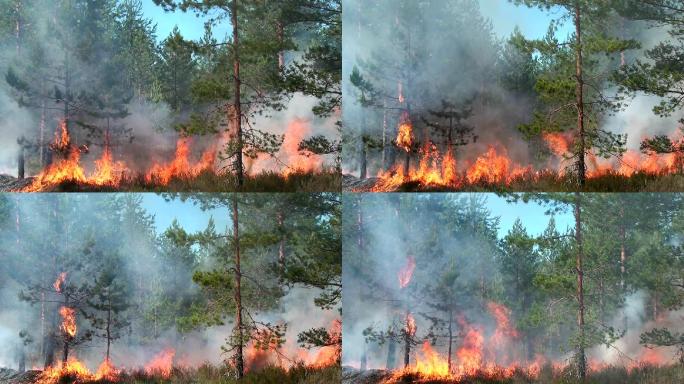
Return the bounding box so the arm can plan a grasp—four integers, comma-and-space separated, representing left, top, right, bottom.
382, 102, 388, 170
17, 140, 24, 179
277, 209, 285, 271
386, 333, 396, 370
40, 86, 47, 167
232, 194, 245, 378
574, 192, 587, 380
276, 20, 285, 70
62, 296, 70, 364
360, 139, 367, 179
574, 2, 586, 187
231, 1, 244, 187
15, 0, 21, 56
447, 308, 453, 373
403, 316, 411, 369
106, 296, 112, 361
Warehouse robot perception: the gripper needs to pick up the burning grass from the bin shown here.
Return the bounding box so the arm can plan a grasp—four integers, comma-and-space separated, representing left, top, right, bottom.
6, 363, 340, 384
343, 364, 684, 384
12, 119, 340, 192
9, 168, 341, 192
344, 170, 684, 192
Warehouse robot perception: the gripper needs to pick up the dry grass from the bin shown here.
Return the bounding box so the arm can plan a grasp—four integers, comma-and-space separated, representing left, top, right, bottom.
40, 363, 340, 384
22, 169, 341, 193
347, 171, 684, 192
343, 365, 684, 384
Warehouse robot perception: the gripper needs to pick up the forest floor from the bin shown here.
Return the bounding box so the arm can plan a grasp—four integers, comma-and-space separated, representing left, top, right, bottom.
0, 169, 341, 192
0, 364, 340, 384
343, 172, 684, 192
342, 365, 684, 384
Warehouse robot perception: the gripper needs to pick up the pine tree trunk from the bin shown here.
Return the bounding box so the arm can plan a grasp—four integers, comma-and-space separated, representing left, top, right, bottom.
277, 20, 285, 70
574, 192, 587, 380
39, 92, 46, 167
17, 142, 24, 179
386, 335, 396, 369
447, 308, 453, 373
62, 296, 70, 364
232, 1, 244, 187
15, 0, 21, 56
277, 209, 285, 272
382, 102, 388, 170
106, 296, 112, 361
360, 140, 367, 179
403, 326, 411, 368
232, 194, 245, 378
574, 2, 586, 187
360, 343, 367, 371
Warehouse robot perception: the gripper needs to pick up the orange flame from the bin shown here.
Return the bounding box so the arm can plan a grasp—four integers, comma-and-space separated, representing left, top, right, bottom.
59, 306, 77, 338
396, 112, 414, 152
414, 341, 449, 377
94, 358, 120, 381
36, 358, 92, 384
145, 138, 215, 185
405, 313, 417, 337
542, 132, 571, 157
465, 146, 511, 185
53, 272, 66, 293
144, 348, 175, 378
398, 256, 416, 288
24, 120, 129, 191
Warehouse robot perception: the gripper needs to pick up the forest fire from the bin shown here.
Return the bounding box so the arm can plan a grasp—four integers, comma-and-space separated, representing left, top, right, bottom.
396, 112, 414, 152
143, 348, 175, 378
17, 118, 331, 191
368, 128, 684, 191
58, 307, 77, 339
23, 120, 130, 192
145, 138, 216, 185
378, 299, 679, 383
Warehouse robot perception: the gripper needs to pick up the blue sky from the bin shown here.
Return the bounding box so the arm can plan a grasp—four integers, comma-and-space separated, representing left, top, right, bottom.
140, 0, 571, 43
138, 193, 572, 240
480, 0, 573, 40
141, 194, 230, 234
141, 0, 232, 42
486, 194, 573, 238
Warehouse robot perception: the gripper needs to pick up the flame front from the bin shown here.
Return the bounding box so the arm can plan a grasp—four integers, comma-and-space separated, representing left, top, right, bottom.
371, 125, 684, 191
144, 348, 175, 378
94, 358, 120, 381
145, 138, 215, 185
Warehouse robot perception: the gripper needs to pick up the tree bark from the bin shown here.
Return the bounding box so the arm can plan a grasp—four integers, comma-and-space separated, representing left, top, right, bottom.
574, 192, 586, 380
232, 1, 244, 187
360, 139, 367, 179
17, 141, 24, 179
574, 2, 586, 187
232, 194, 245, 378
276, 20, 285, 70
